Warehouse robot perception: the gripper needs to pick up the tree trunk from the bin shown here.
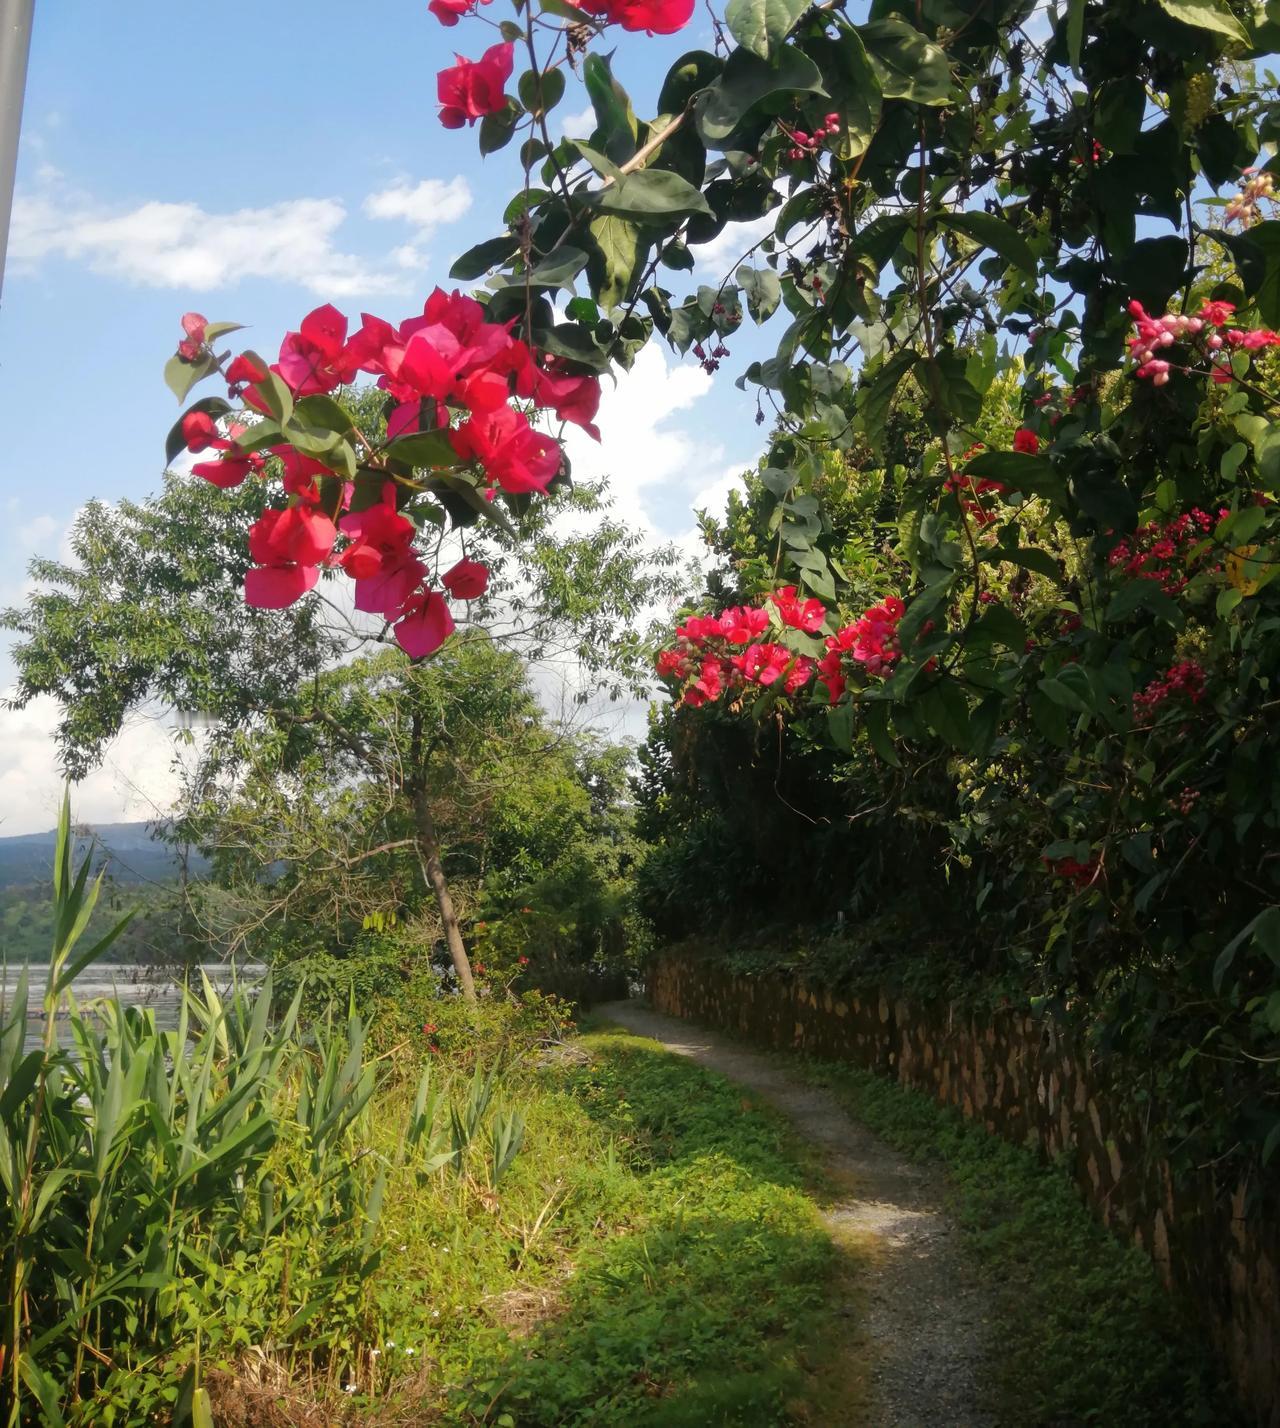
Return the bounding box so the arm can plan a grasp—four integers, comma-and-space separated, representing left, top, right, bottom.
412, 786, 476, 1003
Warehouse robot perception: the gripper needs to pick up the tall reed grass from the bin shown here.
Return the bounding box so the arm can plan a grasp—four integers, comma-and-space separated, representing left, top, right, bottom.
0, 798, 525, 1426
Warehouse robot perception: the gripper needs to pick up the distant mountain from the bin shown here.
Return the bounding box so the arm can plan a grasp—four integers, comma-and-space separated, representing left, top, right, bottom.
0, 822, 209, 888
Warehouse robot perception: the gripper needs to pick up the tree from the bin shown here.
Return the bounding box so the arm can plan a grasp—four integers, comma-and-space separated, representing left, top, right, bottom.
3, 417, 682, 998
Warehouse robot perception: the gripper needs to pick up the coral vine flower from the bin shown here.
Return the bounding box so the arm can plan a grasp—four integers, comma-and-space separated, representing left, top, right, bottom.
437, 43, 514, 129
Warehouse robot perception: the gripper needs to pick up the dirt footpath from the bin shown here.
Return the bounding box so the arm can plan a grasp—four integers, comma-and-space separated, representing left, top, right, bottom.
595, 1001, 993, 1428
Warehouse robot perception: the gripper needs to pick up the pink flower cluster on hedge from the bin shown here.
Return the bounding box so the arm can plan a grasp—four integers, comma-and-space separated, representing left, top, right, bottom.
655, 587, 822, 707
1133, 660, 1206, 720
817, 597, 905, 702
178, 289, 601, 659
431, 0, 694, 130
1107, 507, 1227, 595
1127, 299, 1279, 387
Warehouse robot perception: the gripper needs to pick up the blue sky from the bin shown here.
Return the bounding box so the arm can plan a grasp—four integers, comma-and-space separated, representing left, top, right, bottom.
0, 2, 781, 834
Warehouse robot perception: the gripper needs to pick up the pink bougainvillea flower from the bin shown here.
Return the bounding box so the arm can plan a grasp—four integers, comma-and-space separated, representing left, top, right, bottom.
515, 354, 603, 439
244, 505, 336, 609
1012, 427, 1040, 455
682, 654, 725, 707
429, 0, 492, 21
192, 453, 262, 490
226, 353, 267, 387
450, 406, 561, 494
573, 0, 694, 32
442, 557, 489, 600
395, 589, 456, 658
245, 562, 319, 609
437, 43, 514, 129
274, 304, 359, 395
249, 504, 337, 568
770, 585, 826, 633
177, 312, 208, 361
182, 410, 220, 452
337, 494, 426, 619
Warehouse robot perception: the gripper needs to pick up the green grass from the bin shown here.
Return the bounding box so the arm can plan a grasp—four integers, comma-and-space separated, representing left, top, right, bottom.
437, 1031, 838, 1424
788, 1056, 1240, 1427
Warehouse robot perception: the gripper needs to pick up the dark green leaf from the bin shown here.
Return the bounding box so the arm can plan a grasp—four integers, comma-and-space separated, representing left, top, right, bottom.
1154, 0, 1250, 43
584, 53, 638, 164
725, 0, 808, 61
450, 234, 521, 281
859, 17, 952, 105
384, 431, 458, 469
697, 47, 826, 148
939, 210, 1036, 274
595, 169, 712, 223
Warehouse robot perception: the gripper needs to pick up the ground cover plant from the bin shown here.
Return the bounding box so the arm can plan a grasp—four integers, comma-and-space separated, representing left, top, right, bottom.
791, 1054, 1238, 1426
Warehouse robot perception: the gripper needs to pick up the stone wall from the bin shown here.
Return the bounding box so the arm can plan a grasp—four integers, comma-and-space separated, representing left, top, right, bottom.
648, 953, 1280, 1426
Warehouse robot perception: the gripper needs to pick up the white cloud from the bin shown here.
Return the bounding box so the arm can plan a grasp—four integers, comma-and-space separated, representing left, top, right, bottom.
560, 344, 721, 535
15, 515, 57, 549
11, 187, 396, 297
10, 168, 474, 298
690, 214, 776, 278
0, 695, 191, 837
363, 177, 472, 235
560, 106, 596, 140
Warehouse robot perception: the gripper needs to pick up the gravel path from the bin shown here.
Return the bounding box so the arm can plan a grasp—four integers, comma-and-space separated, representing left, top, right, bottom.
595, 1001, 994, 1428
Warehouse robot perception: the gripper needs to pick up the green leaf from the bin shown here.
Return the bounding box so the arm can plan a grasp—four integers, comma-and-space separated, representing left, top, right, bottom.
164, 351, 217, 403
862, 701, 901, 766
939, 210, 1036, 274
450, 234, 521, 281
971, 604, 1026, 651
479, 102, 522, 157
965, 450, 1062, 500
584, 53, 638, 164
1154, 0, 1251, 43
697, 47, 826, 148
824, 23, 882, 163
922, 353, 982, 423
724, 0, 808, 61
1223, 219, 1280, 328
590, 215, 643, 308
595, 169, 712, 223
1066, 0, 1086, 73
572, 139, 625, 182
858, 348, 918, 449
920, 681, 970, 748
859, 17, 952, 105
384, 431, 457, 469
541, 0, 593, 20
529, 245, 591, 288
737, 265, 782, 322
519, 67, 566, 115
201, 320, 244, 344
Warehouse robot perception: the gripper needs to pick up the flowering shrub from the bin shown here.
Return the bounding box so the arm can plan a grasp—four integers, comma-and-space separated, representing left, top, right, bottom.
168, 288, 599, 658
157, 0, 1280, 1183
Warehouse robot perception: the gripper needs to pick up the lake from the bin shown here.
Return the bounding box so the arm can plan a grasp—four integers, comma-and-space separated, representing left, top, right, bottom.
1, 962, 267, 1053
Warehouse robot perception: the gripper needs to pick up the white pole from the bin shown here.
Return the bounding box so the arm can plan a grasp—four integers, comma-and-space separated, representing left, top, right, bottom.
0, 0, 35, 303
